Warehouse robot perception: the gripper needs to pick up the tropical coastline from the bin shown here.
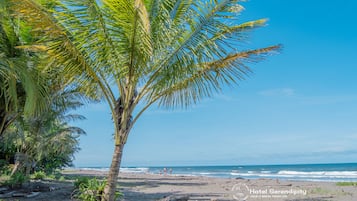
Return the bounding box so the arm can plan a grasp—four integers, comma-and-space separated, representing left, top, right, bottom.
76, 163, 357, 182
25, 167, 357, 201
63, 163, 357, 200
1, 163, 356, 200
1, 0, 357, 200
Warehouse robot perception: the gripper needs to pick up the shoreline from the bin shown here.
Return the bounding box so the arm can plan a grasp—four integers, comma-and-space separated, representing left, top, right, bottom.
63, 167, 357, 183
61, 169, 357, 201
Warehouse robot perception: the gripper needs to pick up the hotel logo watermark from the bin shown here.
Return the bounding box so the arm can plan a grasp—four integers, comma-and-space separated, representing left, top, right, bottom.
231, 183, 307, 201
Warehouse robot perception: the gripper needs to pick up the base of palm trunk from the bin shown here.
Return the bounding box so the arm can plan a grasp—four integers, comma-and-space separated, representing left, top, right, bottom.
101, 144, 124, 201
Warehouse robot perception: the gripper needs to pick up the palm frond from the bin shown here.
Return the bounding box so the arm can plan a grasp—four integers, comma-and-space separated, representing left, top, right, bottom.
12, 0, 116, 108
138, 1, 276, 105
144, 45, 281, 109
1, 1, 75, 124
103, 0, 153, 80
12, 0, 281, 142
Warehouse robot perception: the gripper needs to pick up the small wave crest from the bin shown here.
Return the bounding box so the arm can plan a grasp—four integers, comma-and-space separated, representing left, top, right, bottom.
120, 167, 149, 174
277, 170, 357, 178
231, 170, 357, 180
78, 167, 109, 172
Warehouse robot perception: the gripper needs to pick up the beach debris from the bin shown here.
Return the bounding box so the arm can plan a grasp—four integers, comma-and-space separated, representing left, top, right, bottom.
26, 191, 41, 198
0, 191, 41, 198
160, 195, 190, 201
49, 186, 57, 191
12, 192, 27, 197
0, 187, 8, 192
0, 191, 16, 198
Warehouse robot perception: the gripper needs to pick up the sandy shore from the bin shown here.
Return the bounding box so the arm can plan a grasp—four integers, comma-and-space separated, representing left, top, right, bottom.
64, 169, 356, 201
3, 169, 356, 201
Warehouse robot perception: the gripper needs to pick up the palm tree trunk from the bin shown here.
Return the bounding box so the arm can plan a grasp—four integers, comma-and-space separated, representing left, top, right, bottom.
0, 111, 8, 137
102, 142, 125, 201
11, 152, 26, 176
102, 94, 135, 201
0, 112, 18, 137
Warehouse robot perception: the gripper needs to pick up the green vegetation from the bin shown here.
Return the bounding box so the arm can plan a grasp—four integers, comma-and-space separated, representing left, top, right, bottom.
336, 182, 357, 186
0, 0, 86, 187
32, 171, 46, 180
309, 187, 332, 195
310, 187, 351, 196
74, 176, 91, 189
1, 0, 279, 200
73, 177, 122, 201
0, 88, 85, 177
0, 0, 48, 137
2, 172, 29, 189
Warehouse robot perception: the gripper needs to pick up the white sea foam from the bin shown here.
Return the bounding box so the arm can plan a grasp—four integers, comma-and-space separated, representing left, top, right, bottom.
75, 164, 357, 182
73, 167, 150, 174
79, 167, 109, 172
230, 172, 277, 177
277, 170, 357, 178
120, 167, 149, 173
261, 171, 272, 174
198, 172, 212, 175
230, 170, 357, 180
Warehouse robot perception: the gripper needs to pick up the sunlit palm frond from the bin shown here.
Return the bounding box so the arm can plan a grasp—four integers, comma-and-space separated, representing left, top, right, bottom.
137, 1, 280, 109
0, 3, 48, 120
103, 0, 152, 80
149, 45, 281, 108
12, 0, 115, 106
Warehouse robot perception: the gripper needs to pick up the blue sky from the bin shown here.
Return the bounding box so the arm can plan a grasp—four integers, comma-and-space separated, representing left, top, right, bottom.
73, 0, 357, 167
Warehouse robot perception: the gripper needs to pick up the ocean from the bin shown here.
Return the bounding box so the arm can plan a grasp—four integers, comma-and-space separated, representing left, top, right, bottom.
80, 163, 357, 182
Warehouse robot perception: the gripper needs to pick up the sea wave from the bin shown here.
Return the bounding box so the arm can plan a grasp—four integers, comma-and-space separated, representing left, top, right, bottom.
120, 167, 149, 174
75, 167, 149, 174
75, 164, 357, 182
78, 167, 109, 172
277, 170, 357, 178
230, 170, 357, 180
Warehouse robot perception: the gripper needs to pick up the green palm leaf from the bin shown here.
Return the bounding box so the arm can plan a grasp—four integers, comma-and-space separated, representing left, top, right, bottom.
0, 1, 49, 135
12, 1, 281, 199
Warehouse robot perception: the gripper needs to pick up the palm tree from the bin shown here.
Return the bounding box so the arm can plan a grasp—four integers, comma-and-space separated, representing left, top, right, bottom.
12, 0, 281, 200
0, 0, 47, 137
2, 87, 85, 176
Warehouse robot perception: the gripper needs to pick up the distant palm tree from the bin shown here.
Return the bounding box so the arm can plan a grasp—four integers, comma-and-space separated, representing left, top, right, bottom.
3, 88, 85, 176
0, 0, 47, 136
12, 0, 281, 200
